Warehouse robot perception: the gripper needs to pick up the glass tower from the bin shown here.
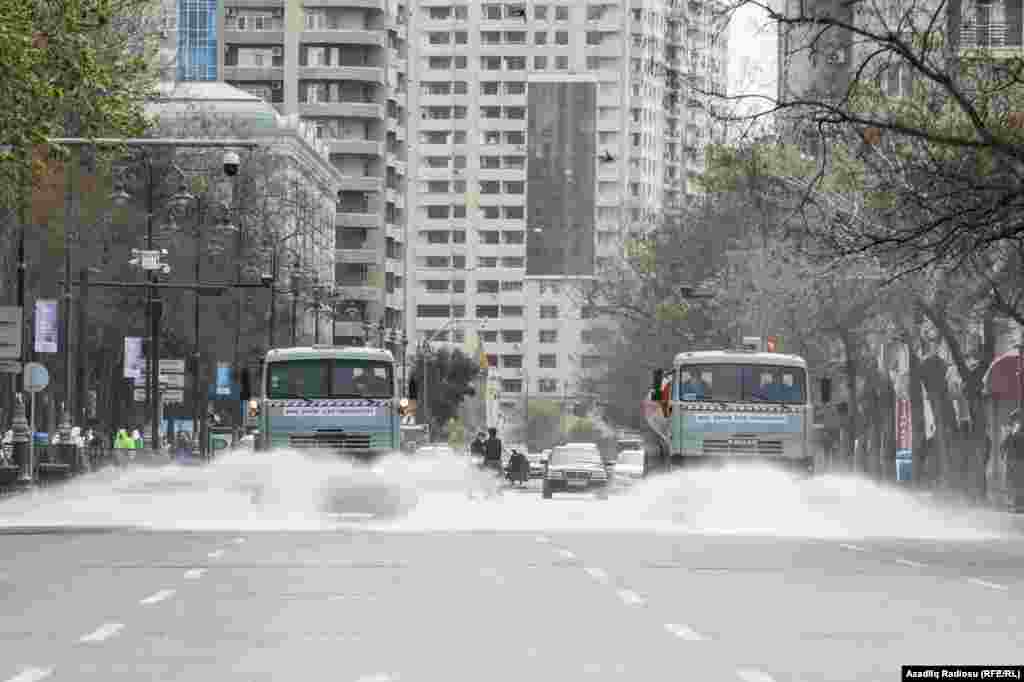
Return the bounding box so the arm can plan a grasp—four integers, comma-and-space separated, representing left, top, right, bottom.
177, 0, 217, 81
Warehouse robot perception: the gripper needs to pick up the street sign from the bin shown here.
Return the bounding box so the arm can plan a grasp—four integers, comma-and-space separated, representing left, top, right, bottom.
163, 389, 184, 404
163, 374, 185, 388
24, 362, 49, 393
133, 388, 146, 402
143, 359, 185, 374
0, 360, 22, 374
0, 306, 22, 360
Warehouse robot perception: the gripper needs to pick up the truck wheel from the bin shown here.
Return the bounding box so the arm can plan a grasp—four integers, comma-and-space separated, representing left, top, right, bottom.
542, 482, 553, 499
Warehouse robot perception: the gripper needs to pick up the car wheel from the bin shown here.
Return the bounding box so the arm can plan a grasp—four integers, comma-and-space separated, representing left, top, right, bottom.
542, 482, 553, 499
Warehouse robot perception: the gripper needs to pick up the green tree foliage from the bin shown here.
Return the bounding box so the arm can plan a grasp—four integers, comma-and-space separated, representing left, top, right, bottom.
718, 0, 1024, 273
409, 347, 481, 435
0, 0, 157, 207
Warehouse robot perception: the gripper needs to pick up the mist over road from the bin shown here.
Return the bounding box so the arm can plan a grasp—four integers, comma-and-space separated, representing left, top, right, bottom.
1, 451, 1020, 681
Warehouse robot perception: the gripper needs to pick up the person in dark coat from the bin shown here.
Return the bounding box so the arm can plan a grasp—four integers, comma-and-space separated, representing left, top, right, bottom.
483, 427, 502, 475
470, 432, 486, 458
506, 449, 529, 485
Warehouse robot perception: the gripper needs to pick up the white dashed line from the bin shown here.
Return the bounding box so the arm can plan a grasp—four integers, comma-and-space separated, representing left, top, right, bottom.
333, 512, 376, 520
183, 568, 206, 580
354, 674, 395, 682
208, 549, 225, 559
4, 667, 55, 682
839, 543, 867, 552
556, 548, 576, 560
139, 589, 176, 605
584, 566, 609, 583
78, 622, 124, 643
617, 589, 644, 606
535, 535, 550, 544
664, 623, 706, 641
736, 668, 776, 682
894, 558, 927, 569
967, 577, 1008, 591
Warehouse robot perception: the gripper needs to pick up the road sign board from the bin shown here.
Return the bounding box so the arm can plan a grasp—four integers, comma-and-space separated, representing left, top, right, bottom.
163, 389, 184, 404
133, 388, 146, 402
143, 359, 185, 374
24, 362, 49, 393
163, 374, 185, 388
0, 306, 22, 360
0, 360, 22, 373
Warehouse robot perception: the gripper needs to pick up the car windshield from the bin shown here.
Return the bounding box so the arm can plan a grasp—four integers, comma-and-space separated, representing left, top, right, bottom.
618, 440, 642, 451
676, 363, 806, 404
267, 359, 393, 399
550, 448, 602, 466
618, 451, 644, 467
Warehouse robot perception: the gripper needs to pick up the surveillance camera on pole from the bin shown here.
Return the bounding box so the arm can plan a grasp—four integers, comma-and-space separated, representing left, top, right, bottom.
222, 150, 240, 177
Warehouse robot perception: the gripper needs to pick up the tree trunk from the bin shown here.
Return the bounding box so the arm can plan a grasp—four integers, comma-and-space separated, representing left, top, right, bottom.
841, 332, 861, 472
906, 339, 928, 488
919, 354, 960, 494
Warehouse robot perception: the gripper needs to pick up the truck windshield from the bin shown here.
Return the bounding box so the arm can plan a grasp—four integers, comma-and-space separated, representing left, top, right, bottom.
676, 364, 806, 404
267, 359, 393, 399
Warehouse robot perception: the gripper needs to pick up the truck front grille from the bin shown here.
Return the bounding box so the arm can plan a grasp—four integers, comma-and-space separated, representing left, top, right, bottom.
289, 432, 372, 451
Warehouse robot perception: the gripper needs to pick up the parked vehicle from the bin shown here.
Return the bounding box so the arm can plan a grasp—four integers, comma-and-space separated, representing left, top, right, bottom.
542, 444, 609, 500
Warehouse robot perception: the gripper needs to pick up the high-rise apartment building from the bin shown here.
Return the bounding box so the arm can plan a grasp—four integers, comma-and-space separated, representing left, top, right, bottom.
156, 1, 410, 348
406, 0, 726, 434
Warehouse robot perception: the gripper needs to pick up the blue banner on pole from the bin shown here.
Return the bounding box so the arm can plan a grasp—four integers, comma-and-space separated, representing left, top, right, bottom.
209, 362, 237, 400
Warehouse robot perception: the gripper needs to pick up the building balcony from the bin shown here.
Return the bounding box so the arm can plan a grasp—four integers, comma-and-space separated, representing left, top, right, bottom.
339, 175, 384, 192
959, 23, 1023, 52
326, 138, 385, 156
223, 31, 284, 46
222, 66, 284, 81
337, 211, 383, 229
335, 248, 378, 264
301, 29, 385, 46
299, 101, 384, 118
336, 284, 381, 300
304, 0, 386, 9
299, 65, 385, 82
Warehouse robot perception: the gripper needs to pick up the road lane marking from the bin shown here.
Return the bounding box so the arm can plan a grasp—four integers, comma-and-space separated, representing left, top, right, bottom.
839, 543, 867, 552
5, 668, 54, 682
617, 589, 644, 606
332, 512, 376, 520
139, 589, 176, 605
665, 623, 706, 641
967, 577, 1008, 591
354, 674, 394, 682
183, 568, 206, 580
208, 549, 224, 559
736, 669, 776, 682
556, 548, 576, 560
894, 558, 927, 569
78, 623, 124, 643
535, 535, 550, 544
584, 566, 609, 583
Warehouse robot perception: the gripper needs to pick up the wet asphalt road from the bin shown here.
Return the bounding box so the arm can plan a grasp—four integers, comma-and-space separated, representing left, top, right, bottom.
2, 497, 1023, 682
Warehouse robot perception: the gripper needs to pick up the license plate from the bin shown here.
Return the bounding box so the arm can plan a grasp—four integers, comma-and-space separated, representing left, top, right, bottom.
569, 479, 587, 487
730, 439, 757, 448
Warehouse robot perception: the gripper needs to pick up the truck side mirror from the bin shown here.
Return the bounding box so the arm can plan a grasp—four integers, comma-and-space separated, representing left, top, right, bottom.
820, 377, 831, 404
240, 368, 252, 401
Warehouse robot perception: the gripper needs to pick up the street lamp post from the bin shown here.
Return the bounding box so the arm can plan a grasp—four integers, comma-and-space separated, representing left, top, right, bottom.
290, 270, 300, 346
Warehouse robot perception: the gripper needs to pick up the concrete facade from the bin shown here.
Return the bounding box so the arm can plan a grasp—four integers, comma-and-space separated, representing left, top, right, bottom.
405, 0, 728, 435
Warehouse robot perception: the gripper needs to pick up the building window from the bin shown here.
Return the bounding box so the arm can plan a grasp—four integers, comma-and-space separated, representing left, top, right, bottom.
555, 30, 569, 44
476, 305, 500, 318
501, 330, 524, 343
502, 355, 523, 368
533, 55, 548, 70
539, 329, 558, 343
539, 305, 559, 319
538, 354, 557, 368
501, 380, 523, 393
538, 378, 559, 393
580, 355, 603, 369
555, 55, 569, 69
555, 5, 569, 21
417, 305, 451, 318
501, 305, 524, 317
